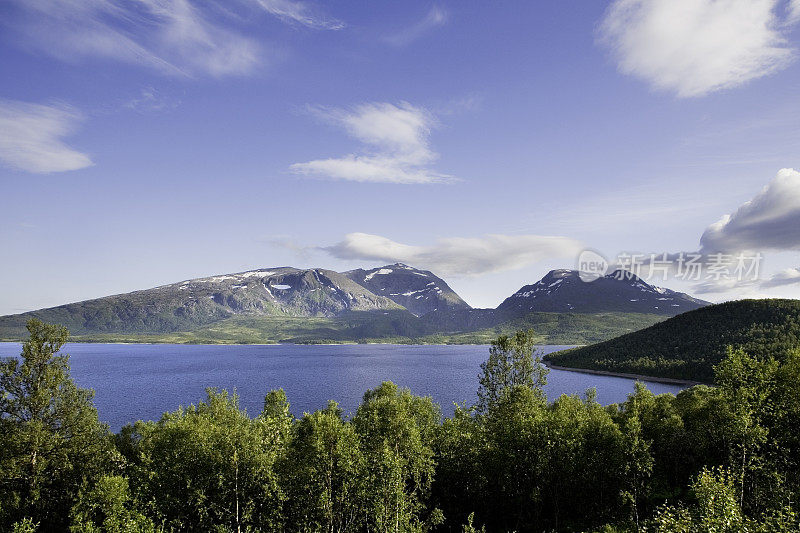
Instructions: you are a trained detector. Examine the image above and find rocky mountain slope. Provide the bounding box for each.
[0,267,403,335]
[0,265,712,343]
[496,269,710,316]
[345,263,469,316]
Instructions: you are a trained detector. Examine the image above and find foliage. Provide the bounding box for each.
[476,329,548,412]
[282,401,365,532]
[546,299,800,382]
[0,319,116,530]
[69,475,155,532]
[120,389,287,531]
[352,382,442,532]
[4,320,800,532]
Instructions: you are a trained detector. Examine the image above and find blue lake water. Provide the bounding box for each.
[0,343,686,432]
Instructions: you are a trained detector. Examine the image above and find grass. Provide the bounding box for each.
[0,311,669,346]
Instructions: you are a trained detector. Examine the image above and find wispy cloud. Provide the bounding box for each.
[290,102,455,184]
[255,0,344,29]
[322,232,583,276]
[700,168,800,252]
[598,0,798,97]
[5,0,340,78]
[383,5,447,46]
[0,99,92,174]
[692,277,761,295]
[762,266,800,287]
[791,0,800,23]
[259,234,314,261]
[123,87,181,113]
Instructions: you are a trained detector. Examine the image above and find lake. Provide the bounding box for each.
[0,343,686,431]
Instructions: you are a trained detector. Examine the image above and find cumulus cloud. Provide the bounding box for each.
[700,168,800,252]
[290,102,455,184]
[4,0,340,77]
[0,99,92,174]
[598,0,798,97]
[383,6,447,46]
[322,232,583,276]
[761,267,800,287]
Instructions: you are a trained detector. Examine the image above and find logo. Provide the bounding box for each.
[577,249,609,282]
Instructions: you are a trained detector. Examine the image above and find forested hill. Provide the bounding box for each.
[545,299,800,382]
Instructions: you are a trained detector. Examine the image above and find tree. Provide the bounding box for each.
[648,467,746,533]
[714,348,777,512]
[124,389,286,531]
[0,319,114,529]
[476,330,548,413]
[619,383,655,532]
[352,382,441,532]
[69,475,154,532]
[282,401,366,532]
[431,403,485,529]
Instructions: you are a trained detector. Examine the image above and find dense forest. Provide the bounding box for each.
[2,320,800,532]
[546,299,800,382]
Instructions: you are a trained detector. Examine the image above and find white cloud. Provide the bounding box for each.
[791,0,800,23]
[692,277,760,294]
[700,168,800,252]
[254,0,343,29]
[762,267,800,287]
[598,0,798,97]
[5,0,339,77]
[383,6,447,46]
[322,232,583,276]
[0,99,92,174]
[290,102,455,184]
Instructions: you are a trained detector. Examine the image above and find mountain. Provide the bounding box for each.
[345,263,470,316]
[0,267,404,335]
[0,264,712,345]
[545,299,800,382]
[496,269,710,316]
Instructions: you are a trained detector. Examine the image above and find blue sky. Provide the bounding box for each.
[1,0,800,314]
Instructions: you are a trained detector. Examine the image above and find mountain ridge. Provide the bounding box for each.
[344,263,470,316]
[497,269,710,315]
[0,265,711,343]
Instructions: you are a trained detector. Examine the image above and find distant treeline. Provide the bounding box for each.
[546,299,800,382]
[2,320,800,532]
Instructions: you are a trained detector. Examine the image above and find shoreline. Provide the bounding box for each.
[543,362,704,386]
[0,339,503,347]
[0,339,703,385]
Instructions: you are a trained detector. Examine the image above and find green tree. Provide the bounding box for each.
[431,403,485,529]
[619,383,655,532]
[262,388,294,444]
[0,319,114,529]
[9,518,39,533]
[647,467,746,533]
[461,512,485,533]
[476,330,548,413]
[480,384,548,530]
[283,401,366,532]
[352,382,441,532]
[69,475,154,532]
[124,389,286,531]
[714,348,777,512]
